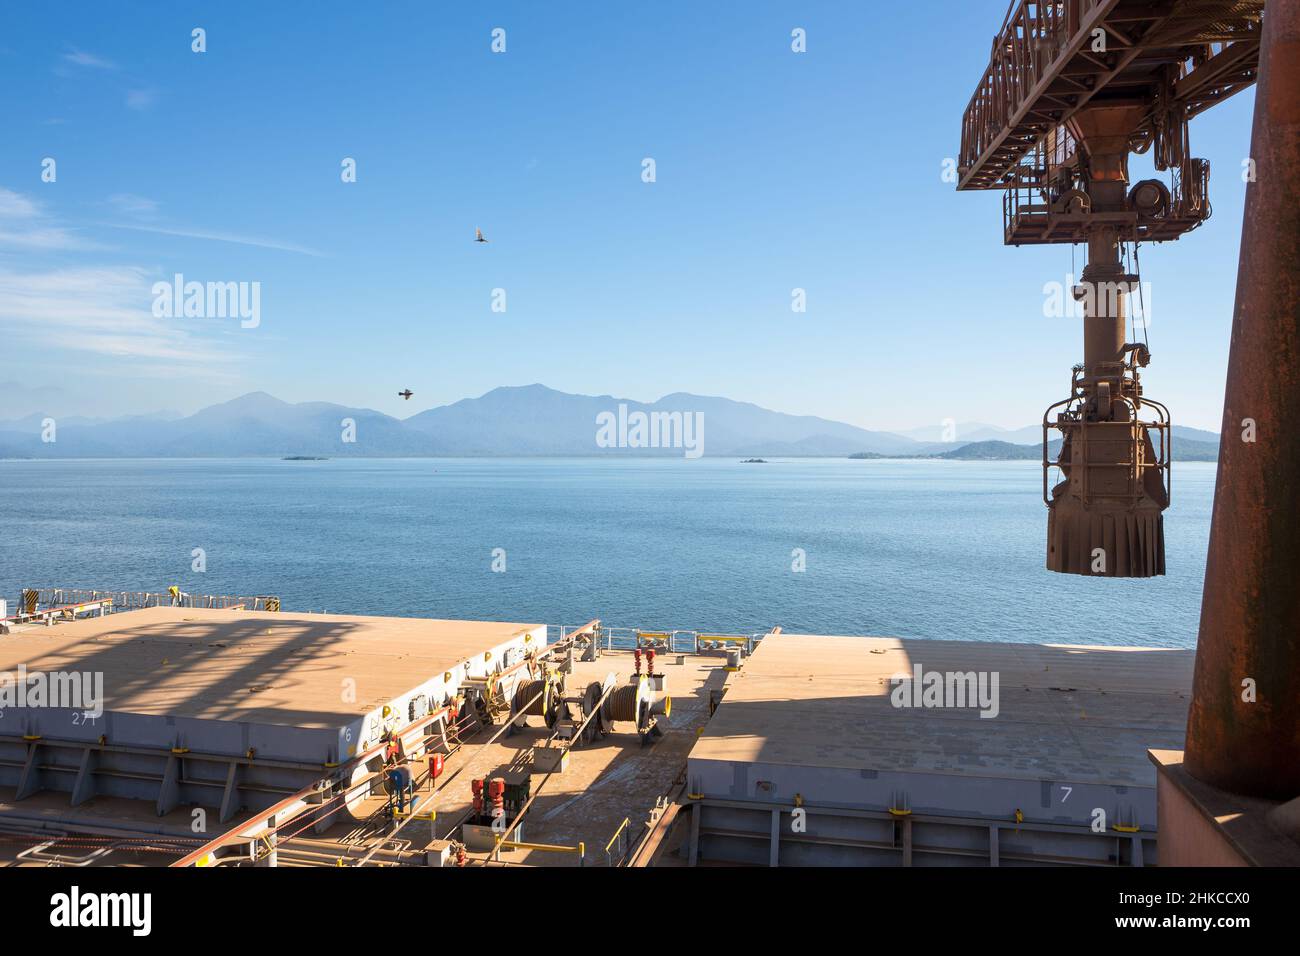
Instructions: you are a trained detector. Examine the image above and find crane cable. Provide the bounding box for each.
[1133,240,1150,349]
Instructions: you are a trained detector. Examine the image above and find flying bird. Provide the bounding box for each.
[398,389,413,400]
[475,228,489,243]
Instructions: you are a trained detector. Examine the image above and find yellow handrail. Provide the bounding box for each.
[495,839,585,855]
[605,817,631,853]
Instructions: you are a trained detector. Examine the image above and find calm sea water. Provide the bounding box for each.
[0,458,1214,647]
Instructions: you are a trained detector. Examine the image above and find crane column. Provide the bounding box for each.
[1184,0,1300,799]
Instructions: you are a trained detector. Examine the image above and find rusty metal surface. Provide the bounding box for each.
[1037,108,1172,577]
[959,0,1263,191]
[1185,0,1300,798]
[958,4,1271,577]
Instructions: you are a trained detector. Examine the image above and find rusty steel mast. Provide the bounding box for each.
[1182,0,1300,800]
[957,0,1264,577]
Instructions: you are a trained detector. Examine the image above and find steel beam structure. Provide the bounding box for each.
[959,0,1263,192]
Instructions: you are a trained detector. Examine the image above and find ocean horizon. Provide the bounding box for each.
[0,457,1215,647]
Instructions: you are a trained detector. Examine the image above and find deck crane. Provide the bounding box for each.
[957,0,1264,576]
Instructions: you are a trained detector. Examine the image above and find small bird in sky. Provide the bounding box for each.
[475,228,489,243]
[398,389,413,400]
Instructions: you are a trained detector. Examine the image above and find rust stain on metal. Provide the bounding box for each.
[954,3,1272,576]
[1186,0,1300,798]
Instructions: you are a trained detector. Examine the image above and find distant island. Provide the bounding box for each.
[939,440,1043,460]
[741,458,767,463]
[282,456,329,461]
[850,440,1042,461]
[848,437,1220,462]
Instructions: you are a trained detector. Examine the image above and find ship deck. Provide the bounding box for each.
[0,647,728,867]
[683,633,1195,866]
[299,651,728,867]
[690,634,1194,787]
[0,612,1198,868]
[0,607,541,727]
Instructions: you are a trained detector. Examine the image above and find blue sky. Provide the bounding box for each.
[0,1,1255,431]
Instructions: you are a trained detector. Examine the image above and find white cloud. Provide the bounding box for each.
[0,187,95,251]
[0,186,320,257]
[106,193,160,217]
[101,221,326,257]
[0,265,239,367]
[0,225,96,251]
[61,48,117,71]
[0,189,255,380]
[0,188,41,219]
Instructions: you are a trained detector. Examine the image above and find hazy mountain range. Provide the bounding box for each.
[0,384,1221,460]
